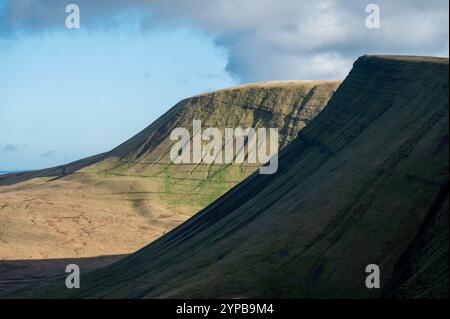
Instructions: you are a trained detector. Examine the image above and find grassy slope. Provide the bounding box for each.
[16,55,448,299]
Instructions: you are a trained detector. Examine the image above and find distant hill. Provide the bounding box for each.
[0,170,28,175]
[18,55,447,299]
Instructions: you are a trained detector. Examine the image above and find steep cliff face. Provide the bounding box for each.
[24,55,447,299]
[0,81,339,262]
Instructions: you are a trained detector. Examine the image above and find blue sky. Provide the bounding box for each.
[0,22,235,170]
[0,0,448,170]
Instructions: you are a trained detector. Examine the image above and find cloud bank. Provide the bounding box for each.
[1,0,448,81]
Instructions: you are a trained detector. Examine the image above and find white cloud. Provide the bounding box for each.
[1,0,448,81]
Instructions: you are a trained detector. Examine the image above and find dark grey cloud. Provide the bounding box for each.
[41,150,55,158]
[1,0,448,81]
[1,144,28,152]
[143,70,152,78]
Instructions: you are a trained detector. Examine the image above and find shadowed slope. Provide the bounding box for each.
[15,55,448,299]
[0,255,126,296]
[384,185,448,298]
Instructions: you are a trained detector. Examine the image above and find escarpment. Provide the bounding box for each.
[18,55,447,299]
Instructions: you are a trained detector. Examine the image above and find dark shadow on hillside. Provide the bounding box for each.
[0,254,127,296]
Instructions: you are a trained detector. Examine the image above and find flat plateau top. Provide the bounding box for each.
[193,80,341,98]
[363,54,449,64]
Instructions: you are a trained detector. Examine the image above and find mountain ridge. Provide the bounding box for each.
[14,54,447,299]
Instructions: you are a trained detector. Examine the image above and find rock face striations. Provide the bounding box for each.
[17,55,447,299]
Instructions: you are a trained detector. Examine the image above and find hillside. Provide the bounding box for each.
[15,55,447,299]
[0,81,339,264]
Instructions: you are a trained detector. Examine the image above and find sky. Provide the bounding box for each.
[0,0,448,171]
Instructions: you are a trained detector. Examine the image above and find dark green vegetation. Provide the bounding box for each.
[6,55,449,299]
